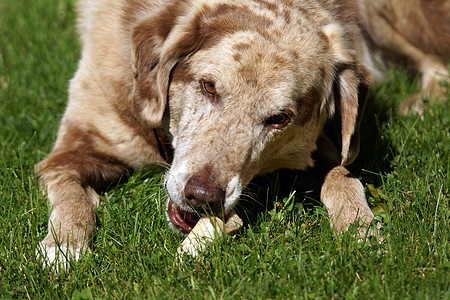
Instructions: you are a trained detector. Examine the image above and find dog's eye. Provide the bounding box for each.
[266,113,290,129]
[201,80,216,96]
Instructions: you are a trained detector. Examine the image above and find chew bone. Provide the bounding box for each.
[176,212,243,259]
[224,212,244,234]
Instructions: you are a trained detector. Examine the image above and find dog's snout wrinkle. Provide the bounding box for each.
[184,172,225,212]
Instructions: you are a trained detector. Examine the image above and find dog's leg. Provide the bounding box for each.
[316,136,376,238]
[35,137,131,271]
[360,1,449,114]
[321,166,375,235]
[390,37,448,114]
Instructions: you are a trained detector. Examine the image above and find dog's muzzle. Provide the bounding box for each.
[167,168,230,234]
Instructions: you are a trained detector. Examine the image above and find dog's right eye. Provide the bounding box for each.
[265,113,290,129]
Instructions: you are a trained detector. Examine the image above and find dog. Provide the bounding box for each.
[358,0,450,114]
[36,0,385,268]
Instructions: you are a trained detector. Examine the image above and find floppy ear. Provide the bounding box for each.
[131,4,195,128]
[335,66,370,166]
[322,23,371,166]
[132,17,169,128]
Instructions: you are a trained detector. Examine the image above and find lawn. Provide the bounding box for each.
[0,0,448,299]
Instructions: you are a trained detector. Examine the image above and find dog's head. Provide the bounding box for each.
[131,1,370,234]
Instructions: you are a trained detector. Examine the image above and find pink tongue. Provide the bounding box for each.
[167,200,199,234]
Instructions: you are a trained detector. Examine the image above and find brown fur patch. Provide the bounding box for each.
[194,4,275,49]
[170,59,196,86]
[37,124,131,191]
[254,0,292,23]
[296,86,320,125]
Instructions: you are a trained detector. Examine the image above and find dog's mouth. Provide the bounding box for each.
[167,199,233,234]
[167,199,201,234]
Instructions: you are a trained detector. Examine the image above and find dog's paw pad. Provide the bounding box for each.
[36,242,88,272]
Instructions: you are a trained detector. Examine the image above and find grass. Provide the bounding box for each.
[0,0,448,298]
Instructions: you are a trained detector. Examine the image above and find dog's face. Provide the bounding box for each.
[131,1,369,234]
[165,34,327,226]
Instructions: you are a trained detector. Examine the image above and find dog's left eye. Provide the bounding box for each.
[266,113,290,129]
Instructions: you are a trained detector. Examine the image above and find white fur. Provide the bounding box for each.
[224,175,242,212]
[36,242,87,272]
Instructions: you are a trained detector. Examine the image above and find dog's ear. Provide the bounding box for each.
[131,4,197,127]
[334,67,370,166]
[132,17,169,128]
[322,24,371,166]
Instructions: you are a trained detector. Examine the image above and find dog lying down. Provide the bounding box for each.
[35,0,448,269]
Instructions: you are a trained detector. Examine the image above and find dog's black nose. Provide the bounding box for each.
[184,172,225,213]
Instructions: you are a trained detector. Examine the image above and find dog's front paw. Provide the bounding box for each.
[321,166,380,240]
[36,241,89,272]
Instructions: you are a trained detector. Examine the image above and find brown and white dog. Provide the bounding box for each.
[35,0,448,268]
[359,0,449,114]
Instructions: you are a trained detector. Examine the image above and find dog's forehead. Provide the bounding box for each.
[181,1,331,100]
[189,29,328,104]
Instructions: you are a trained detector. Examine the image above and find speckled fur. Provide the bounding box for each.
[36,0,376,269]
